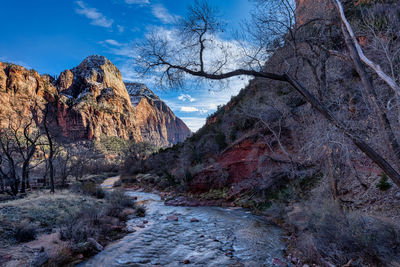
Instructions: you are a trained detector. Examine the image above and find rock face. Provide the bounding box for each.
[126,83,191,146]
[0,56,191,146]
[140,0,380,200]
[295,0,334,25]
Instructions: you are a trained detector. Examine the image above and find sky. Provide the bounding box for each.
[0,0,254,131]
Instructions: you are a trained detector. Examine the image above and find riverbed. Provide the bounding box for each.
[79,188,287,267]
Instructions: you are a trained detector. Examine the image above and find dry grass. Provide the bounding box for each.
[297,199,400,266]
[0,188,145,266]
[0,191,104,247]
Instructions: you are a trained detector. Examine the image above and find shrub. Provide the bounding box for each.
[215,132,227,150]
[70,181,105,199]
[106,190,136,218]
[60,206,101,243]
[49,246,73,266]
[14,223,37,243]
[306,200,400,266]
[376,173,392,191]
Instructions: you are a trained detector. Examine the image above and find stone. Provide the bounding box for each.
[190,217,199,222]
[166,215,179,221]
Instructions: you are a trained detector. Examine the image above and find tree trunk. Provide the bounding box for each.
[0,176,4,193]
[49,157,54,193]
[21,162,29,193]
[340,23,400,163]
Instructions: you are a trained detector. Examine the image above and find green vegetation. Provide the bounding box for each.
[376,173,392,191]
[215,132,227,150]
[200,188,229,200]
[95,136,130,155]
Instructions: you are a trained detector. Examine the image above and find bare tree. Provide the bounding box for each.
[333,0,400,93]
[11,110,42,193]
[54,145,73,187]
[135,0,400,187]
[34,103,61,193]
[0,125,20,196]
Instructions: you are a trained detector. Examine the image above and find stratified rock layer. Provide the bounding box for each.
[0,56,191,146]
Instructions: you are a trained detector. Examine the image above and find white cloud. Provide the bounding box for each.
[178,94,196,102]
[151,4,178,24]
[76,1,113,28]
[180,106,209,114]
[179,117,207,132]
[104,39,122,46]
[125,0,149,4]
[117,25,125,33]
[181,106,199,112]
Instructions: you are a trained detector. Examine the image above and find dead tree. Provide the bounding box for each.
[135,0,400,187]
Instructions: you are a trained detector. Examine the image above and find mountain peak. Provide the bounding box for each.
[125,82,160,106]
[77,55,110,70]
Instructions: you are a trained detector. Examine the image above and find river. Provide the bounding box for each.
[79,187,287,266]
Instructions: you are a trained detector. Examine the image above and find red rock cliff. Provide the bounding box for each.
[0,56,191,146]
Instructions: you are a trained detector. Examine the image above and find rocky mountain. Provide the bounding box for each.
[126,82,192,146]
[0,55,191,146]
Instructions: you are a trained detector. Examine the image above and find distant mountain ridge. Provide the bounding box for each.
[0,55,191,146]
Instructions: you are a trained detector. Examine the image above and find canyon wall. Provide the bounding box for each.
[0,55,191,147]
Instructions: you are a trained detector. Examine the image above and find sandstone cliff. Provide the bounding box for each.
[126,82,191,146]
[0,56,191,146]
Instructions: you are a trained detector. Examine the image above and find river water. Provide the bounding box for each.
[79,191,287,267]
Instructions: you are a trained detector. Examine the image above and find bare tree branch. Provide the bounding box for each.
[333,0,400,94]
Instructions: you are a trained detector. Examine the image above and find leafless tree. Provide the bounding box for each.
[0,104,43,195]
[0,125,20,196]
[12,109,42,193]
[135,0,400,187]
[54,145,73,187]
[35,103,61,193]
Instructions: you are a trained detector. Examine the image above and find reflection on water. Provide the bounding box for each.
[79,191,286,267]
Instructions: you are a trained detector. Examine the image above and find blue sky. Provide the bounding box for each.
[0,0,253,131]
